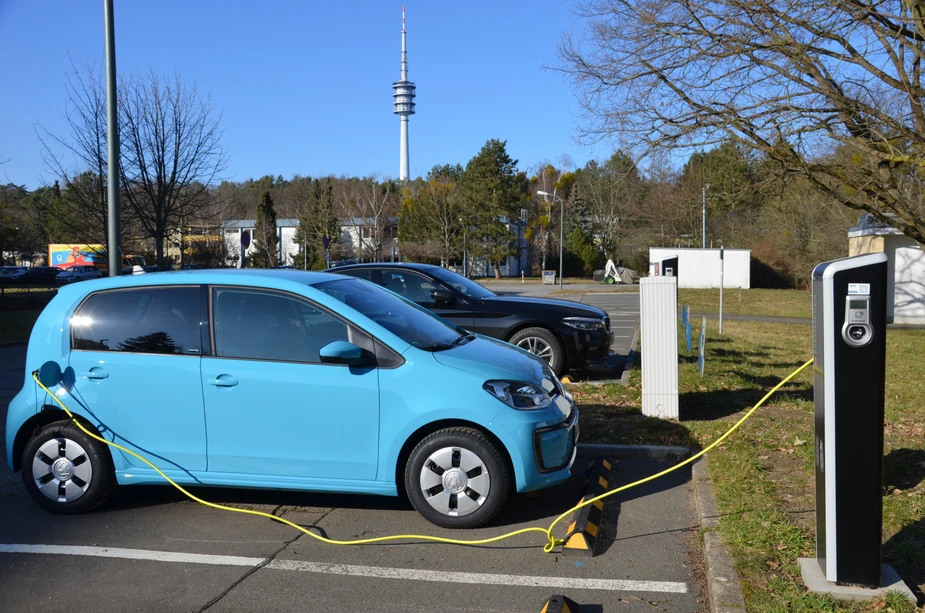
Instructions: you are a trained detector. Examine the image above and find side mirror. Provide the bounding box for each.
[319,341,370,367]
[431,289,455,305]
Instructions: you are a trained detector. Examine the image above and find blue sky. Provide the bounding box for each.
[0,0,607,189]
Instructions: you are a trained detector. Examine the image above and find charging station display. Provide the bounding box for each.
[811,253,887,588]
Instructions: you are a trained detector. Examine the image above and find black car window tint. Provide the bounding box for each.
[72,287,201,355]
[398,272,437,304]
[212,288,348,363]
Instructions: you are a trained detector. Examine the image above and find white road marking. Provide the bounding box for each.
[0,543,688,594]
[0,544,263,567]
[267,559,688,593]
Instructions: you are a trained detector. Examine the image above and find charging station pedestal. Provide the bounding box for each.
[805,253,892,589]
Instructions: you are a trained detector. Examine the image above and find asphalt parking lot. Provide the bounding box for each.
[0,289,710,613]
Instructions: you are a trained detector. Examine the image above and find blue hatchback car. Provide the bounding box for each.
[6,270,578,528]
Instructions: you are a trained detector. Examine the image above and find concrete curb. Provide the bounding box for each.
[692,456,747,613]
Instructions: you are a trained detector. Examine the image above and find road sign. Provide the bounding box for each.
[322,234,330,249]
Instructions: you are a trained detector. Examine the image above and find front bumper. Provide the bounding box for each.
[533,407,579,473]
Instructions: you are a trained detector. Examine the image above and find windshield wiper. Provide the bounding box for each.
[422,332,475,352]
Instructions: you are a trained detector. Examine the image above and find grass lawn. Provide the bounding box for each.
[573,318,924,612]
[679,288,813,319]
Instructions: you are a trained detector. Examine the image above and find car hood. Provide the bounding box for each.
[479,295,607,318]
[431,335,558,388]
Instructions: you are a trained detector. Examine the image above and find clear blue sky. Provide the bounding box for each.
[0,0,606,189]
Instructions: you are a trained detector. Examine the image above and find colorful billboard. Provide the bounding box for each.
[48,244,107,269]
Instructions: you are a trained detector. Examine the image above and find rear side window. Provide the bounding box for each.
[72,287,202,355]
[212,288,349,363]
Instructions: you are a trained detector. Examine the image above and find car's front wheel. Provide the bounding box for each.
[509,327,566,376]
[405,427,511,529]
[21,420,116,514]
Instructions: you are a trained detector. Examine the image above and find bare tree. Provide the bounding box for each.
[120,72,227,268]
[345,176,399,261]
[37,64,126,245]
[559,0,925,243]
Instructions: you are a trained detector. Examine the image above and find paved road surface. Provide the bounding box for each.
[0,289,707,613]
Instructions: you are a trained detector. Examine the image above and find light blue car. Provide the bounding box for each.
[5,270,578,528]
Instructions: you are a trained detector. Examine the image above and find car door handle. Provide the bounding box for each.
[81,369,109,380]
[208,376,239,387]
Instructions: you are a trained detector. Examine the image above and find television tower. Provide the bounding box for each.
[392,6,416,181]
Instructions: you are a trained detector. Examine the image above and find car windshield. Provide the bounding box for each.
[315,278,467,350]
[428,267,496,299]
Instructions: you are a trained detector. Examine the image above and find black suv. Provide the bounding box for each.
[326,263,616,376]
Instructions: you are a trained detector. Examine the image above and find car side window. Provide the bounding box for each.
[381,271,438,305]
[212,288,349,363]
[72,287,202,355]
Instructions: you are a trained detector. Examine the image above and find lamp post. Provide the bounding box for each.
[537,191,564,290]
[702,183,710,250]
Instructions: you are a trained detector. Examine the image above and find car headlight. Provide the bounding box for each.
[483,380,552,410]
[562,316,606,331]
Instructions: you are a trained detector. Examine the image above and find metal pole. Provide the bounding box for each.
[701,184,708,250]
[719,246,725,334]
[559,195,564,291]
[104,0,120,277]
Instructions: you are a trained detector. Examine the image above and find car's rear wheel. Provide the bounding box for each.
[509,327,566,376]
[405,427,511,529]
[21,420,116,514]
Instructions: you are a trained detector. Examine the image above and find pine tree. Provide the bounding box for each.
[458,140,528,278]
[253,190,279,268]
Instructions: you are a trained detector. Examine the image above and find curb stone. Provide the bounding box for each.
[692,456,747,613]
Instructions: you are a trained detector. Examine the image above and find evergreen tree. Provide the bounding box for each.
[458,140,528,278]
[253,190,279,268]
[294,178,339,270]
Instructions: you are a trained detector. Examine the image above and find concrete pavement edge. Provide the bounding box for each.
[692,456,747,613]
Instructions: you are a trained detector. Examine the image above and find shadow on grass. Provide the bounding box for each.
[884,516,925,606]
[578,402,700,449]
[884,448,925,491]
[679,384,811,421]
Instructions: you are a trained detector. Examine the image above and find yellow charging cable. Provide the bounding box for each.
[31,357,813,553]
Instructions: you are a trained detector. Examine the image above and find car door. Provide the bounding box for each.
[378,270,474,329]
[201,286,380,480]
[67,285,208,471]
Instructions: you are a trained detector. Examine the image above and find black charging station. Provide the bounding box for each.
[809,253,887,587]
[661,255,678,278]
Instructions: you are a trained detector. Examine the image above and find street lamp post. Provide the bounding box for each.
[537,191,564,290]
[702,183,710,250]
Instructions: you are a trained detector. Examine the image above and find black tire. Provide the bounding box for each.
[508,327,567,376]
[21,420,116,514]
[404,427,511,529]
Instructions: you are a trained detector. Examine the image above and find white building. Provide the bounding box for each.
[848,214,925,325]
[221,219,301,267]
[648,247,751,289]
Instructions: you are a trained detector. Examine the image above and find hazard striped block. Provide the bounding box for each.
[562,457,613,556]
[539,594,582,613]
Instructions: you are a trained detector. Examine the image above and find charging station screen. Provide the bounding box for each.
[850,300,867,309]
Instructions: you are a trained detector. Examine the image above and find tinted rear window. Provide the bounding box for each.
[72,287,202,355]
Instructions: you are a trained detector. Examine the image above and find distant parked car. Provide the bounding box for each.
[55,265,102,284]
[23,266,63,284]
[0,267,28,282]
[326,263,617,377]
